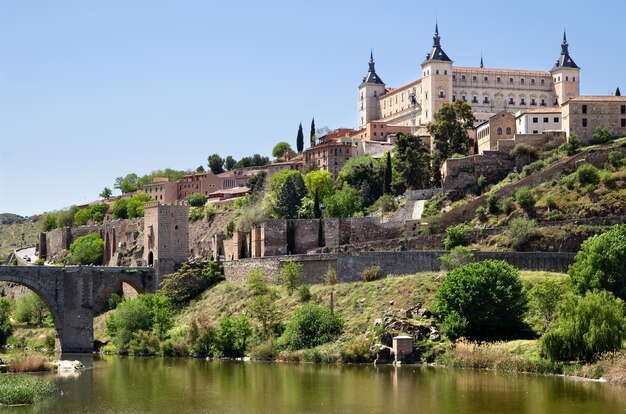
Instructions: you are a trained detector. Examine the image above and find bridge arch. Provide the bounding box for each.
[93,278,146,313]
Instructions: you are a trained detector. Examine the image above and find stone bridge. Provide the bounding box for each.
[0,266,155,353]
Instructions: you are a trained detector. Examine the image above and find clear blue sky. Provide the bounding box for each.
[1,0,624,216]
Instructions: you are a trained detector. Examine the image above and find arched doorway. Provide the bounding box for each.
[147,251,154,266]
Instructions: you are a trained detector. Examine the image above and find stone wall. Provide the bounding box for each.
[497,130,566,153]
[405,188,442,201]
[223,250,574,285]
[43,225,101,259]
[441,151,514,191]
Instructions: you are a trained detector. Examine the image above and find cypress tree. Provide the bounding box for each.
[296,123,304,153]
[310,118,316,146]
[616,87,621,97]
[474,138,479,155]
[313,189,322,218]
[384,152,392,194]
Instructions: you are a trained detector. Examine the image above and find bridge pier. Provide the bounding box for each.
[0,266,155,353]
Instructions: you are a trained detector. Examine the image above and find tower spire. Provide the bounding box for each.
[424,22,451,62]
[552,29,578,69]
[480,54,484,69]
[361,50,384,85]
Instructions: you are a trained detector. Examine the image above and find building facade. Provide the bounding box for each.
[562,96,626,143]
[358,27,580,129]
[516,108,562,135]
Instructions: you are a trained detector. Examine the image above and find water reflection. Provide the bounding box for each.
[4,356,626,413]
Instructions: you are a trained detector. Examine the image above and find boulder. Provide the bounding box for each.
[53,360,85,372]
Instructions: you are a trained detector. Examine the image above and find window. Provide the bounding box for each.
[543,117,549,123]
[541,99,546,106]
[533,117,538,123]
[462,75,466,81]
[541,79,545,85]
[374,91,377,97]
[472,75,477,82]
[520,99,526,105]
[506,127,512,135]
[439,90,445,98]
[520,78,525,85]
[483,96,489,104]
[531,99,536,106]
[582,118,588,127]
[622,119,626,128]
[509,98,515,105]
[621,105,625,114]
[554,117,559,123]
[462,95,466,102]
[573,77,576,81]
[497,77,501,83]
[566,76,569,81]
[452,95,456,102]
[436,69,439,75]
[531,79,535,85]
[472,96,478,103]
[533,130,539,134]
[444,70,447,75]
[582,104,587,114]
[484,76,489,82]
[509,78,514,84]
[497,127,502,135]
[453,75,456,81]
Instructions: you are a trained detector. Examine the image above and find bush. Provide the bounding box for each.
[204,204,217,221]
[249,338,278,361]
[575,163,600,186]
[33,258,45,266]
[486,194,499,214]
[592,126,613,144]
[278,304,343,350]
[561,133,581,156]
[439,246,475,271]
[188,316,218,357]
[14,293,50,325]
[515,187,535,212]
[569,225,626,300]
[68,233,104,265]
[340,337,377,363]
[108,293,122,310]
[159,261,224,305]
[608,151,624,169]
[475,206,487,222]
[360,265,382,282]
[544,195,558,210]
[528,280,567,334]
[498,196,515,215]
[0,374,56,405]
[431,260,528,340]
[542,291,626,362]
[188,206,204,220]
[521,160,546,178]
[422,195,444,217]
[546,209,565,221]
[128,330,160,356]
[217,315,252,357]
[476,175,487,194]
[298,285,312,302]
[440,311,468,341]
[187,192,207,207]
[279,260,302,294]
[444,225,468,250]
[599,170,617,189]
[503,217,539,250]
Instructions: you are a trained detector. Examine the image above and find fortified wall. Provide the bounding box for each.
[223,250,575,284]
[440,151,515,192]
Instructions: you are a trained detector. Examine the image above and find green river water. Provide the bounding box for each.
[5,355,626,413]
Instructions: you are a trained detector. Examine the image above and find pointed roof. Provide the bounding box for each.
[480,54,484,69]
[423,23,451,63]
[552,30,579,70]
[360,50,385,86]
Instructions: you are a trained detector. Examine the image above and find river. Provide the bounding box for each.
[6,355,626,413]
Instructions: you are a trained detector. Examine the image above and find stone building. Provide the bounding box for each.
[143,177,177,203]
[476,111,516,154]
[562,96,626,144]
[358,26,580,130]
[304,130,358,179]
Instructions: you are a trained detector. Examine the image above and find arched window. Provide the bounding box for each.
[506,127,511,135]
[497,127,503,135]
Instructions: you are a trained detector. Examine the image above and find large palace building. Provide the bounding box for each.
[358,25,580,129]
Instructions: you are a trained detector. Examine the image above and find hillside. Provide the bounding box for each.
[0,215,41,261]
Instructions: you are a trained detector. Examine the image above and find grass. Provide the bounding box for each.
[4,352,52,373]
[0,374,56,405]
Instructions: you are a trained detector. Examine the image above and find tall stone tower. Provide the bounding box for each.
[550,31,580,105]
[420,24,453,125]
[358,51,386,129]
[143,201,189,285]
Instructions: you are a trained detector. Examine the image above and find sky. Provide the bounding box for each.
[1,0,624,216]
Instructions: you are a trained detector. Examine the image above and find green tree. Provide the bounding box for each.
[272,142,293,159]
[217,315,252,357]
[275,174,306,219]
[114,173,139,194]
[208,154,224,174]
[234,154,270,169]
[127,193,152,218]
[310,117,316,146]
[431,260,528,340]
[112,199,128,219]
[384,151,392,194]
[41,213,58,231]
[561,133,581,156]
[0,298,12,346]
[338,155,384,207]
[224,155,237,171]
[196,165,205,173]
[313,189,322,219]
[576,163,600,185]
[296,122,304,153]
[393,133,431,191]
[569,225,626,300]
[528,280,567,333]
[247,171,266,197]
[515,187,535,212]
[68,233,104,265]
[542,291,626,361]
[280,260,302,294]
[427,101,475,185]
[278,304,343,350]
[592,126,613,144]
[187,192,207,207]
[249,289,281,339]
[323,186,362,218]
[303,170,335,200]
[14,293,49,325]
[73,209,91,226]
[99,187,113,199]
[443,225,468,250]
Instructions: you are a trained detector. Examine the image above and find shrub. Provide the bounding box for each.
[476,175,487,194]
[599,170,617,189]
[249,339,278,361]
[360,265,382,282]
[561,133,581,156]
[249,289,281,339]
[278,304,343,350]
[188,316,218,356]
[576,163,600,185]
[298,285,312,302]
[159,261,224,305]
[515,187,535,212]
[475,206,487,222]
[340,337,377,363]
[188,206,204,220]
[444,225,468,250]
[247,269,268,296]
[128,330,160,356]
[498,196,515,215]
[14,293,50,325]
[509,143,538,161]
[324,266,337,286]
[108,293,122,310]
[439,246,475,271]
[431,260,528,340]
[521,160,546,177]
[187,192,207,207]
[528,279,567,333]
[546,209,565,221]
[68,233,104,265]
[608,151,624,169]
[33,258,45,266]
[422,195,444,217]
[569,225,626,300]
[217,315,252,357]
[592,126,613,144]
[544,195,558,210]
[279,260,302,294]
[503,217,539,250]
[440,311,468,341]
[486,194,499,214]
[542,291,626,362]
[0,374,56,405]
[204,204,217,220]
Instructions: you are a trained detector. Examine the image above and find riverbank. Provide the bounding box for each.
[0,373,56,405]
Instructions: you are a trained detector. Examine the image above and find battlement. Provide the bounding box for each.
[144,200,189,209]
